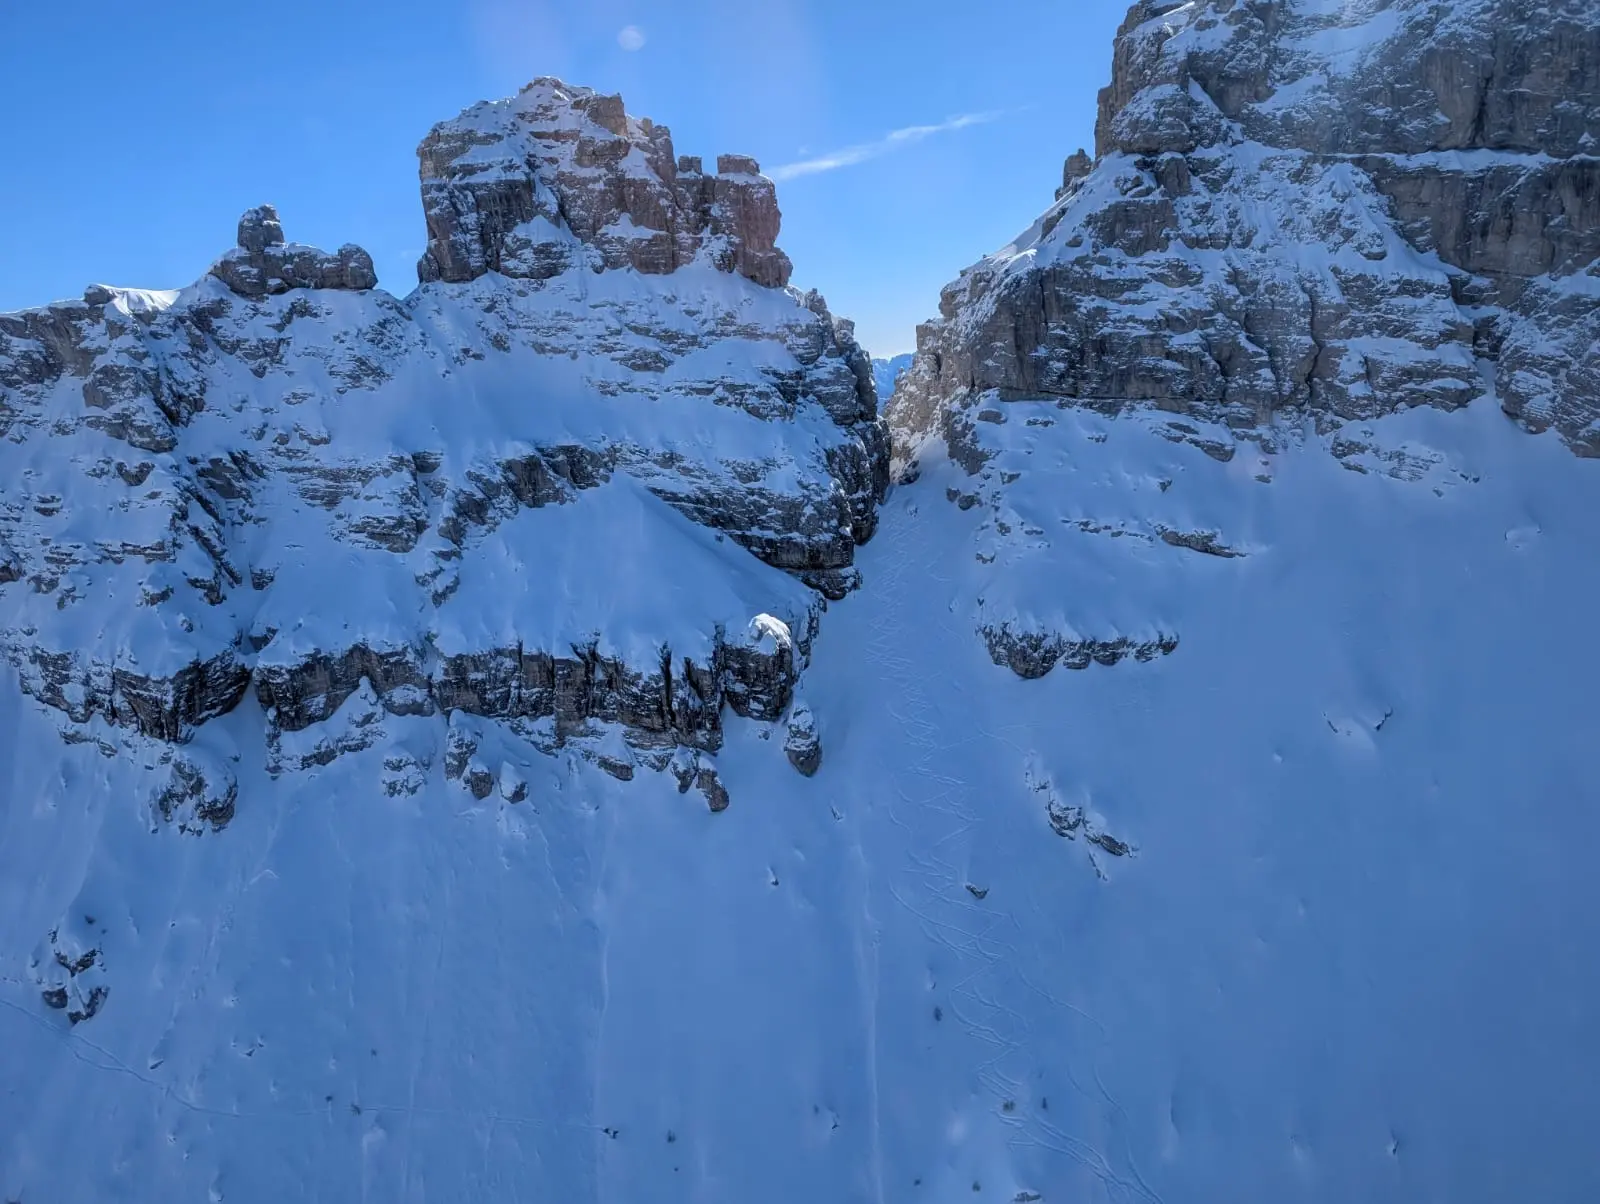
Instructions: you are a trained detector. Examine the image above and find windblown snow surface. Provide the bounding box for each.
[3,394,1599,1203]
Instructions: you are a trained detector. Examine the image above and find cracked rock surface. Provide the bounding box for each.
[889,0,1600,467]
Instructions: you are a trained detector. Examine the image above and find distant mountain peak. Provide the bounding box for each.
[872,353,914,406]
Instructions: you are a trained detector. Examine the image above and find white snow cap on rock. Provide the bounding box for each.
[748,613,794,651]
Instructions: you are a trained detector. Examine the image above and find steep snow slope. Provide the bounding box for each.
[4,398,1599,1203]
[859,0,1600,1194]
[4,12,1600,1204]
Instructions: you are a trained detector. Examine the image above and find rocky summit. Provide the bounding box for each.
[0,79,887,814]
[3,13,1600,1204]
[417,78,794,289]
[890,0,1600,466]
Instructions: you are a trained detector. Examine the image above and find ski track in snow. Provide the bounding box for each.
[847,474,1164,1204]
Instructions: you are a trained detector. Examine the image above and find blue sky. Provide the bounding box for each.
[0,0,1128,355]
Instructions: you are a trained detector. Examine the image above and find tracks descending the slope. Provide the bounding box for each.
[813,486,1165,1204]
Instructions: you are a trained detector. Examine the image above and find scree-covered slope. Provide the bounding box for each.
[4,8,1600,1202]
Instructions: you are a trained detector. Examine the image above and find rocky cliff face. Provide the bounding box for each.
[7,34,1600,1204]
[886,0,1599,685]
[0,81,886,815]
[890,0,1600,464]
[417,78,793,289]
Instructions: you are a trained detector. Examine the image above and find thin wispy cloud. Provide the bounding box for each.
[769,111,1004,182]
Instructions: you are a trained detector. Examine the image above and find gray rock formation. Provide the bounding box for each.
[32,921,109,1025]
[1056,149,1093,200]
[417,79,793,289]
[247,611,803,756]
[152,748,239,832]
[890,0,1600,465]
[982,625,1179,680]
[210,205,378,297]
[0,81,888,815]
[783,701,822,776]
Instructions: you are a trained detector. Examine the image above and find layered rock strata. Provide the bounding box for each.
[890,0,1600,465]
[0,81,889,811]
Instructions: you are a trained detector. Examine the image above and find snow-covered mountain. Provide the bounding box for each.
[3,8,1600,1202]
[0,79,887,817]
[873,352,914,406]
[890,0,1600,464]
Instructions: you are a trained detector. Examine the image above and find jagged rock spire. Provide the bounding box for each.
[237,204,286,253]
[415,78,792,288]
[210,204,377,298]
